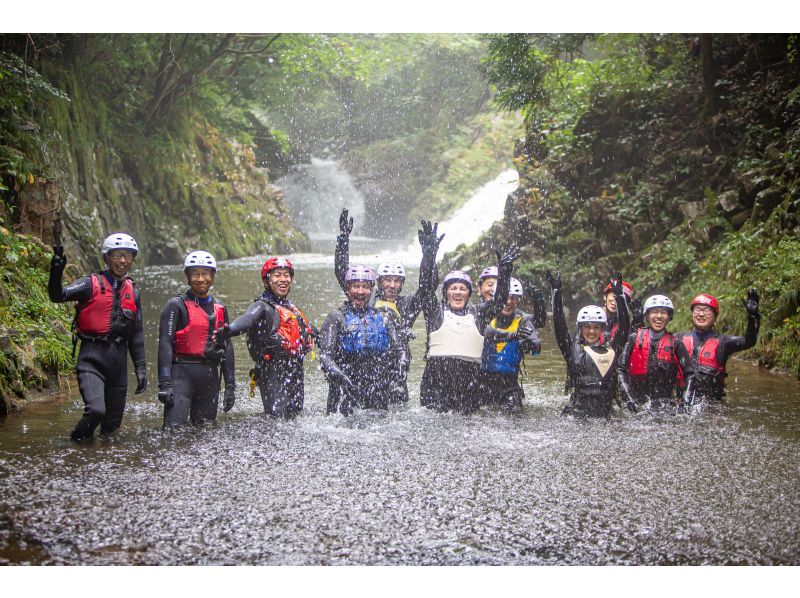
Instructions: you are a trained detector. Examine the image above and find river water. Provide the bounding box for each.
[1,234,799,566]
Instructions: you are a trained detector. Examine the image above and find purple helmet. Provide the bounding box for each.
[442,270,473,295]
[345,265,376,285]
[479,266,498,282]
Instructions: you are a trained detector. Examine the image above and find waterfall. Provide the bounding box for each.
[432,169,519,256]
[278,157,366,240]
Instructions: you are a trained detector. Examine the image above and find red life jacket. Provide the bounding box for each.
[75,274,137,337]
[174,299,226,359]
[272,303,314,357]
[680,334,725,374]
[628,329,677,377]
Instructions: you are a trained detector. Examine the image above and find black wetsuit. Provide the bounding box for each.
[675,318,759,403]
[479,309,541,411]
[48,268,146,440]
[420,266,510,414]
[157,291,235,427]
[334,232,435,403]
[225,290,312,419]
[553,285,629,418]
[318,302,406,415]
[617,327,695,410]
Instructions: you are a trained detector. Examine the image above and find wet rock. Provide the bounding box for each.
[679,201,704,221]
[751,186,786,221]
[736,170,770,207]
[717,189,743,213]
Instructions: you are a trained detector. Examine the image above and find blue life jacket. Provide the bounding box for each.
[340,308,390,354]
[481,315,523,374]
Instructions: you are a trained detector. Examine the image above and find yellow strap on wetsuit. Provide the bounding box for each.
[249,368,257,398]
[489,315,521,352]
[375,299,401,318]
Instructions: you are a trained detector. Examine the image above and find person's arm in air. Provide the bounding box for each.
[334,209,353,294]
[477,244,521,326]
[546,270,572,361]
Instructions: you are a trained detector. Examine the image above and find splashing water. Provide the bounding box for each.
[278,157,366,240]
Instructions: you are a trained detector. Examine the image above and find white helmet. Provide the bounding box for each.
[644,294,674,318]
[184,250,217,272]
[509,277,524,297]
[101,233,138,256]
[377,262,405,279]
[576,305,607,325]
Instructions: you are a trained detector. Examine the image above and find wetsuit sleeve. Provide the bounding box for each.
[128,288,147,370]
[334,233,349,294]
[675,337,695,387]
[48,271,93,304]
[317,310,354,387]
[720,313,760,359]
[227,301,269,337]
[477,258,511,327]
[221,306,236,387]
[551,287,573,361]
[611,289,631,354]
[616,332,637,404]
[518,313,541,353]
[421,286,444,334]
[157,298,184,385]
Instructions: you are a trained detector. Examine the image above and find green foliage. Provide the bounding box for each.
[0,220,75,402]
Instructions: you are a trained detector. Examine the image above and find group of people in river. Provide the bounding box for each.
[48,209,761,440]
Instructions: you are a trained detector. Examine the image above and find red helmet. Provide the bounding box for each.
[604,280,633,299]
[261,256,294,279]
[691,293,719,314]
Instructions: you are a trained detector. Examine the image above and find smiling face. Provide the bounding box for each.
[346,280,373,309]
[379,275,403,302]
[604,292,617,314]
[186,267,215,298]
[104,249,135,278]
[479,277,497,302]
[692,305,717,332]
[581,322,603,344]
[501,295,520,316]
[266,268,293,298]
[446,282,470,311]
[647,307,670,332]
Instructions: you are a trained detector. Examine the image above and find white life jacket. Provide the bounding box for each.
[428,310,484,363]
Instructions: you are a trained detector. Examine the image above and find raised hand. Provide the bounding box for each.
[418,220,444,253]
[496,243,522,270]
[339,208,354,236]
[609,271,624,295]
[545,269,561,290]
[51,245,67,271]
[741,288,760,318]
[629,297,644,325]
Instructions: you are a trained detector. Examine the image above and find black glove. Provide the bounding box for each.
[339,208,354,237]
[223,386,236,413]
[630,297,644,326]
[418,220,445,253]
[134,366,148,394]
[625,400,638,414]
[496,243,522,271]
[545,269,561,290]
[51,245,67,271]
[158,383,174,407]
[608,271,624,296]
[213,323,231,346]
[741,288,760,319]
